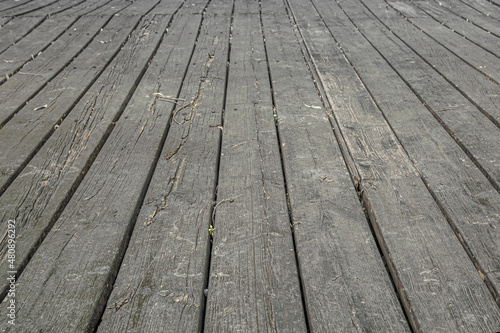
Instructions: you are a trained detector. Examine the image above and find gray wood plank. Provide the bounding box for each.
[0,16,44,54]
[0,14,115,126]
[97,3,233,333]
[19,0,88,16]
[310,0,500,307]
[0,0,31,12]
[204,2,307,331]
[459,0,500,17]
[286,0,500,330]
[357,0,500,189]
[261,1,410,331]
[0,14,78,82]
[415,1,500,57]
[0,14,142,194]
[435,0,500,35]
[0,13,172,299]
[0,0,61,16]
[387,1,500,85]
[57,0,126,16]
[0,17,11,27]
[0,4,206,333]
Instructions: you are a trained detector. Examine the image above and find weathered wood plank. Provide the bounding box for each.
[0,16,44,54]
[96,3,234,333]
[367,2,500,127]
[0,12,172,299]
[203,2,307,331]
[0,14,143,194]
[58,0,128,16]
[0,0,31,12]
[357,0,500,189]
[0,14,115,126]
[0,14,78,82]
[20,0,88,16]
[287,0,500,330]
[311,0,500,306]
[0,17,11,27]
[261,1,410,331]
[387,1,500,85]
[0,4,206,333]
[415,1,500,57]
[434,0,500,36]
[459,0,500,17]
[0,0,61,16]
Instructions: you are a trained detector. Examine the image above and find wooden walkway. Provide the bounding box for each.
[0,0,499,331]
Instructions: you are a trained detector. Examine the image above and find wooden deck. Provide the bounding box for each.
[0,0,500,331]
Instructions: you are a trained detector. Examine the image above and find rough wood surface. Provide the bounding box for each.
[286,0,500,330]
[0,14,115,126]
[386,1,500,85]
[262,1,410,331]
[433,0,500,36]
[357,0,500,190]
[0,16,44,54]
[0,5,203,333]
[204,1,307,331]
[414,1,500,57]
[98,2,233,332]
[1,0,499,330]
[0,0,61,16]
[313,0,500,307]
[0,14,142,194]
[0,13,173,299]
[0,0,31,13]
[0,15,79,85]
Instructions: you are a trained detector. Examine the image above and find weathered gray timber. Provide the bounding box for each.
[0,15,78,84]
[305,0,500,307]
[413,1,500,57]
[204,1,307,331]
[0,16,44,54]
[433,0,500,36]
[0,14,142,194]
[263,0,410,331]
[356,0,500,189]
[97,1,233,332]
[0,0,62,16]
[0,13,173,300]
[386,1,500,85]
[0,0,499,330]
[286,0,500,330]
[0,14,115,126]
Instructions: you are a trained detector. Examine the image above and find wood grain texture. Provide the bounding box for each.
[458,0,500,17]
[0,14,114,126]
[0,16,44,54]
[386,1,500,85]
[0,5,204,333]
[97,1,236,332]
[18,0,90,16]
[364,0,500,128]
[0,14,141,193]
[0,0,62,16]
[262,1,410,331]
[204,2,307,331]
[0,0,31,13]
[414,1,500,57]
[315,0,500,307]
[58,0,130,16]
[432,0,500,36]
[0,15,78,84]
[357,0,500,189]
[287,0,500,330]
[0,13,172,299]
